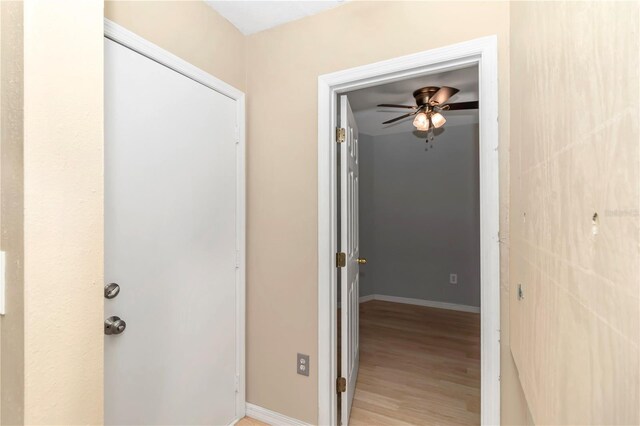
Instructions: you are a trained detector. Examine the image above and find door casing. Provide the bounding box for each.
[317,36,500,426]
[104,18,247,423]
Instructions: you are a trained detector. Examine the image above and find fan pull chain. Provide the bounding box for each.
[425,128,435,143]
[424,128,436,151]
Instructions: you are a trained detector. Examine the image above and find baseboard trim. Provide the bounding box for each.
[359,294,480,313]
[358,294,375,303]
[245,403,311,426]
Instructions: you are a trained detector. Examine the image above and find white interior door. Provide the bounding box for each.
[339,95,360,426]
[104,38,240,425]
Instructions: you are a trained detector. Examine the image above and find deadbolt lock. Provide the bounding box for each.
[104,316,127,335]
[104,283,120,299]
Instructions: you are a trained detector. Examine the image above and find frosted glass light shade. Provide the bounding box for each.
[431,112,446,128]
[413,112,429,131]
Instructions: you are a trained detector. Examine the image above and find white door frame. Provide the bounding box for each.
[104,19,247,423]
[317,36,500,426]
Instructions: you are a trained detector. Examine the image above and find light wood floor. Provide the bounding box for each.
[349,300,480,426]
[236,417,268,426]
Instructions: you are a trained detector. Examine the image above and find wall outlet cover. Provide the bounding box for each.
[449,273,458,285]
[297,353,309,376]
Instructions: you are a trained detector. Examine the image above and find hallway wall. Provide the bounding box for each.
[0,2,24,424]
[22,1,104,423]
[510,1,639,423]
[358,126,480,308]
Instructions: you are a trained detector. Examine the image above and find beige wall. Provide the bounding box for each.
[22,0,104,423]
[105,0,246,92]
[243,1,524,423]
[509,1,639,424]
[0,1,24,424]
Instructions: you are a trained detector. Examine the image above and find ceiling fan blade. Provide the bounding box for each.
[429,86,460,105]
[382,111,417,124]
[377,104,416,109]
[442,101,479,111]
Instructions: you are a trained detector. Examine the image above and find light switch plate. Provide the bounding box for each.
[297,353,309,376]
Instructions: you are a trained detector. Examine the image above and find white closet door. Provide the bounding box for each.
[104,38,239,425]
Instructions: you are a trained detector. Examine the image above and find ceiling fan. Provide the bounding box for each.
[378,86,478,131]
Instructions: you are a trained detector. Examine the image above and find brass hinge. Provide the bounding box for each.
[336,127,346,143]
[336,377,346,393]
[336,252,346,268]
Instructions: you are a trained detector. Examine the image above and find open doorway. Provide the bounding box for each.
[338,66,481,425]
[318,37,500,426]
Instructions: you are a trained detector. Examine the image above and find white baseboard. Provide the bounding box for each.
[245,403,311,426]
[339,294,373,308]
[360,294,480,313]
[358,294,375,303]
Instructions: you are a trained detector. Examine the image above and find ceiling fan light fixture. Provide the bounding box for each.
[378,86,477,134]
[413,112,430,131]
[431,112,446,128]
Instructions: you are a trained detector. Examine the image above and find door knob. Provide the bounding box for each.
[105,316,127,335]
[357,257,367,265]
[104,283,120,299]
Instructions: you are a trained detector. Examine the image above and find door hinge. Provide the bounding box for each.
[336,376,346,393]
[235,375,240,392]
[336,127,346,143]
[235,249,240,269]
[234,126,240,144]
[336,252,346,268]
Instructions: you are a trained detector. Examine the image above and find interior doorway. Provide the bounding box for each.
[318,37,500,426]
[337,66,481,424]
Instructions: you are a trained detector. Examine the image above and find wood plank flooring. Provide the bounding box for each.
[236,417,268,426]
[349,300,480,426]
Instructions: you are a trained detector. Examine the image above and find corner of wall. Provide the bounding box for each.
[0,1,25,424]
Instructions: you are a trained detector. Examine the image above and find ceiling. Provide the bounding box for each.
[205,1,346,35]
[348,66,479,136]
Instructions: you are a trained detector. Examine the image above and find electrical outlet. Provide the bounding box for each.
[449,273,458,285]
[297,353,309,376]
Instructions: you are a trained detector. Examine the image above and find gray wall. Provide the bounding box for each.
[359,125,480,307]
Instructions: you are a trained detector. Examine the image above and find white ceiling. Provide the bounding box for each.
[348,66,479,136]
[205,1,346,35]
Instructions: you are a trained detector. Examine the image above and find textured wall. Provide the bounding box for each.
[105,0,246,92]
[358,127,480,308]
[22,1,104,423]
[0,1,24,424]
[510,1,639,424]
[244,2,519,423]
